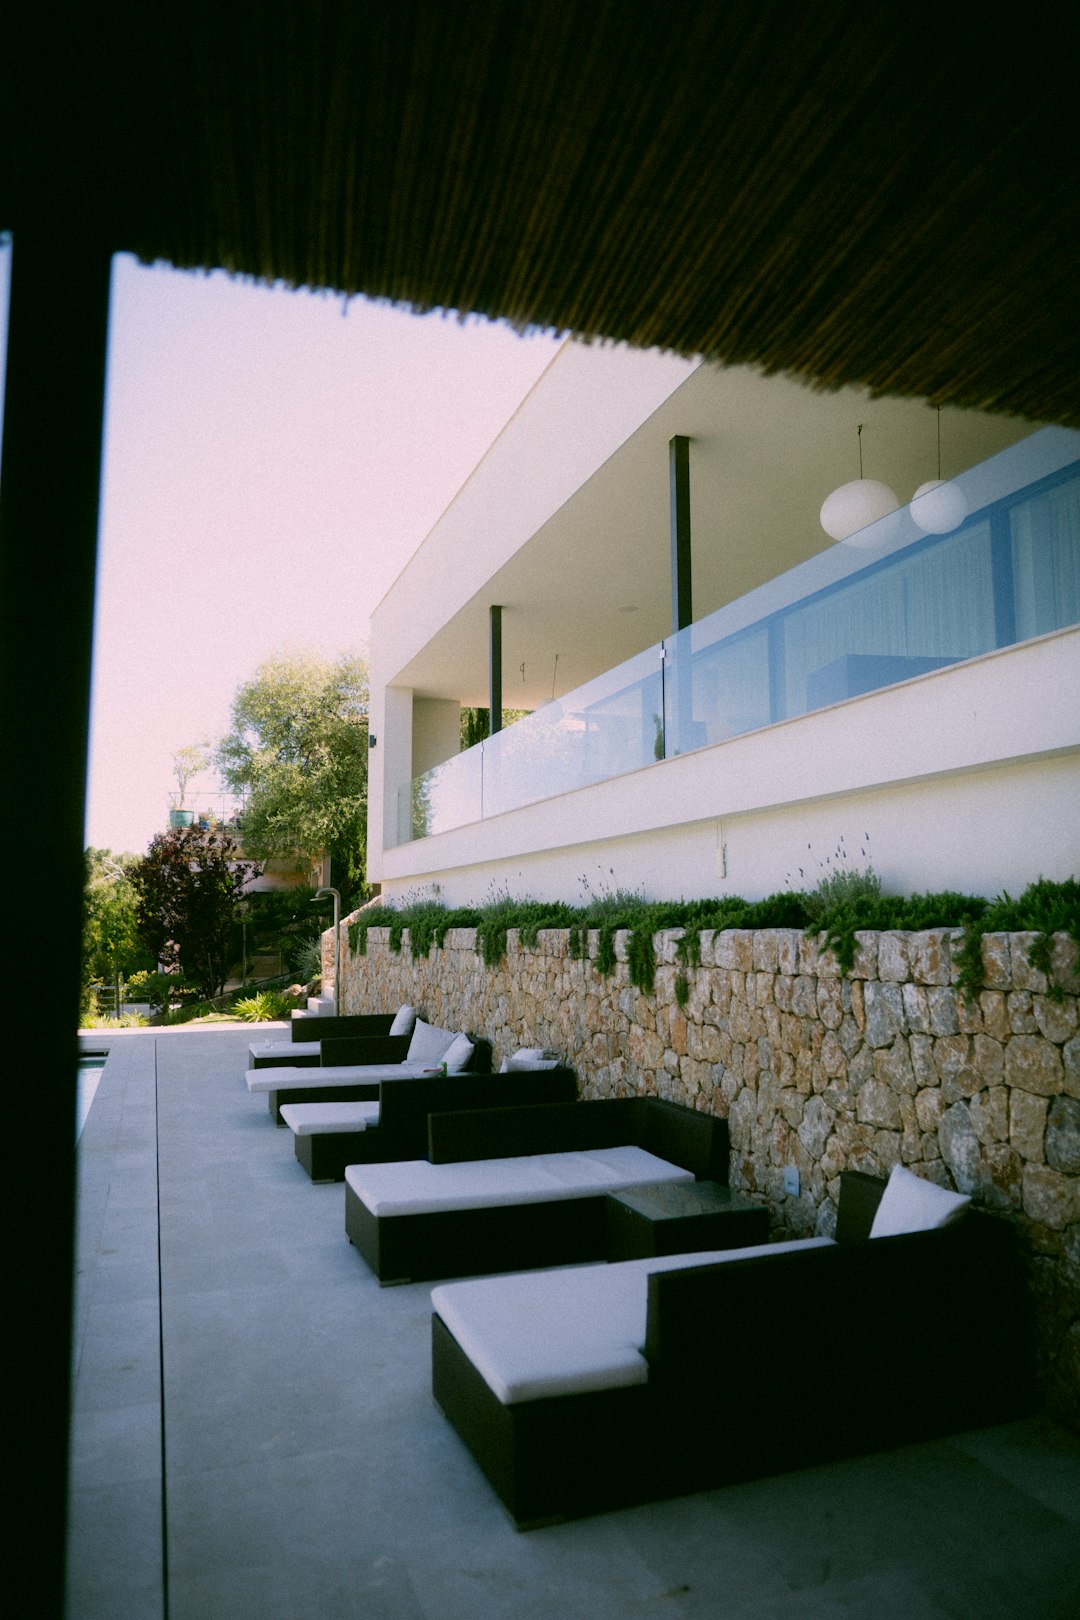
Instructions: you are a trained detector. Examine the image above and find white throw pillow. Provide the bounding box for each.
[507,1054,558,1071]
[407,1017,458,1066]
[869,1163,971,1238]
[389,1004,416,1037]
[442,1032,475,1073]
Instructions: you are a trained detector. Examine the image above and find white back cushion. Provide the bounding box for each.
[869,1162,971,1238]
[406,1018,458,1065]
[442,1031,475,1072]
[389,1004,416,1037]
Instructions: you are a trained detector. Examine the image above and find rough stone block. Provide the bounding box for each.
[1034,994,1079,1045]
[872,1038,917,1095]
[1046,1095,1080,1175]
[981,1143,1024,1211]
[901,983,931,1033]
[979,991,1010,1043]
[915,1087,946,1134]
[927,986,959,1036]
[850,932,878,980]
[969,1085,1009,1145]
[863,981,905,1048]
[856,1079,902,1129]
[1007,991,1038,1035]
[1005,1035,1065,1097]
[715,930,754,971]
[909,930,953,986]
[979,932,1012,989]
[775,929,801,976]
[1022,1164,1080,1231]
[1010,1089,1049,1162]
[878,932,911,982]
[1051,932,1080,995]
[1011,932,1050,992]
[938,1101,981,1193]
[815,977,844,1030]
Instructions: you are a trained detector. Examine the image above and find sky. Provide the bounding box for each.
[55,254,566,854]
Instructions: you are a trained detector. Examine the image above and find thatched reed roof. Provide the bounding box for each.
[3,1,1078,423]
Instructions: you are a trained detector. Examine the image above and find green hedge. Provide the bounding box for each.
[345,878,1079,1001]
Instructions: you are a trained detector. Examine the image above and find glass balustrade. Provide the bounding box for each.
[399,426,1080,843]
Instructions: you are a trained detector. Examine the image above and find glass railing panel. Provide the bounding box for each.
[400,744,483,842]
[776,521,997,720]
[1010,475,1080,641]
[482,645,665,818]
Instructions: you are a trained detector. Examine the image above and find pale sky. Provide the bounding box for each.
[72,254,565,854]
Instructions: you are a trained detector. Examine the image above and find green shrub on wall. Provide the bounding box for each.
[344,878,1079,999]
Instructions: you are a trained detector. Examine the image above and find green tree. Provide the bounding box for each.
[129,825,260,999]
[81,848,154,1000]
[215,650,370,898]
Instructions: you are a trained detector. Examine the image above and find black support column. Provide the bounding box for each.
[670,434,692,633]
[0,225,114,1617]
[489,604,503,735]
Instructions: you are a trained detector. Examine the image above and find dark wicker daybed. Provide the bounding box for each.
[430,1166,1037,1528]
[281,1067,579,1182]
[246,1011,412,1071]
[344,1097,730,1285]
[246,1018,493,1125]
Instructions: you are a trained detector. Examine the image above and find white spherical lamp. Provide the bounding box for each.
[819,478,901,544]
[910,478,968,534]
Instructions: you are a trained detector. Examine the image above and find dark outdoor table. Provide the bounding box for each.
[605,1178,770,1260]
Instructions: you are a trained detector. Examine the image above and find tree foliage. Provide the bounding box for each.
[129,825,260,998]
[82,848,154,990]
[215,651,369,897]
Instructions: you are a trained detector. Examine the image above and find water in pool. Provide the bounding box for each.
[77,1053,107,1139]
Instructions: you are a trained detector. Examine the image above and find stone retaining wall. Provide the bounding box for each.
[337,922,1080,1427]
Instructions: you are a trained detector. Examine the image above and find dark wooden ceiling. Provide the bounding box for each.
[3,1,1078,423]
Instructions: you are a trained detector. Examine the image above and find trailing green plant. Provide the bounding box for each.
[338,875,1078,1002]
[953,877,1080,1003]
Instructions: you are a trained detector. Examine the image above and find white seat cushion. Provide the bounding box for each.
[248,1039,321,1065]
[280,1101,381,1136]
[344,1145,694,1217]
[432,1237,835,1404]
[245,1062,431,1094]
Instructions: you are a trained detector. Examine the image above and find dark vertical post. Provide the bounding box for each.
[489,604,503,735]
[668,436,693,754]
[670,434,692,634]
[0,226,114,1616]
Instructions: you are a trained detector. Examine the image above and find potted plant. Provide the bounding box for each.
[168,744,209,829]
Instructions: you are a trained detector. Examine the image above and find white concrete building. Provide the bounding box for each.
[368,344,1079,908]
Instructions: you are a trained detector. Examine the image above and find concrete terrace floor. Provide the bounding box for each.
[69,1028,1080,1620]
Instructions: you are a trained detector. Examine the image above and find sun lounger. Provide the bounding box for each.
[431,1165,1037,1527]
[246,1017,490,1123]
[343,1096,729,1284]
[280,1067,578,1181]
[246,1007,416,1070]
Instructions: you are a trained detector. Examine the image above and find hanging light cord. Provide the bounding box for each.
[857,423,864,478]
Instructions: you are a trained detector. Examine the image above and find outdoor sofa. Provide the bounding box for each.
[281,1066,579,1181]
[344,1096,730,1284]
[430,1164,1037,1528]
[245,1016,490,1124]
[246,1006,418,1070]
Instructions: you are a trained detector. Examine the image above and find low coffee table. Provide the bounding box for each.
[605,1179,770,1260]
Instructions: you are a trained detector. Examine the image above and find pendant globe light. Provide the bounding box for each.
[820,423,901,545]
[910,407,968,534]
